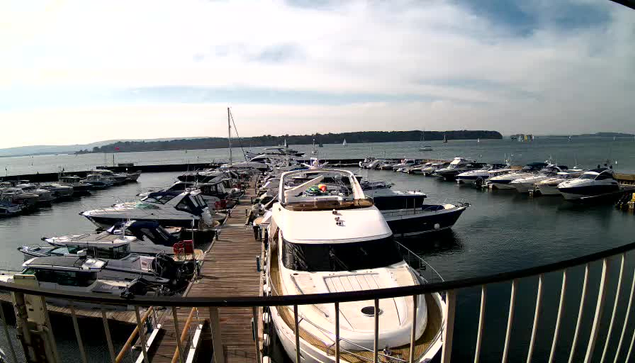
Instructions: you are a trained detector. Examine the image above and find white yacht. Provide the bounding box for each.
[266,169,446,363]
[455,163,509,185]
[407,162,432,175]
[81,191,214,229]
[488,162,548,190]
[421,162,449,176]
[535,170,584,196]
[433,158,485,181]
[510,164,568,193]
[0,256,161,308]
[15,183,55,204]
[558,168,621,200]
[39,183,74,200]
[43,220,188,256]
[392,159,417,171]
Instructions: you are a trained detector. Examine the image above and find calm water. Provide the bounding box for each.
[0,139,634,361]
[2,137,635,176]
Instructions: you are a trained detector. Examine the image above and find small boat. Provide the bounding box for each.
[536,170,584,196]
[342,138,347,146]
[83,173,113,189]
[265,169,446,363]
[558,168,621,201]
[407,162,432,175]
[433,157,485,181]
[81,191,215,229]
[456,163,509,185]
[43,220,189,257]
[15,183,55,204]
[443,134,448,143]
[392,158,417,171]
[510,164,569,194]
[488,162,548,190]
[92,169,128,185]
[0,201,22,217]
[59,175,92,195]
[377,160,398,170]
[39,183,75,200]
[421,162,449,176]
[419,145,433,151]
[370,190,468,236]
[359,157,376,168]
[0,257,163,308]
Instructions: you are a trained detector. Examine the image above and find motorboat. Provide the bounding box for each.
[455,163,509,186]
[488,162,548,190]
[15,183,55,204]
[140,180,237,210]
[265,169,446,363]
[360,180,394,196]
[371,190,468,236]
[83,173,113,189]
[81,190,215,229]
[433,158,485,181]
[18,242,197,289]
[266,170,445,362]
[39,183,75,200]
[0,188,39,212]
[378,160,398,170]
[406,162,432,175]
[92,169,128,185]
[359,157,377,168]
[419,145,433,151]
[558,168,621,201]
[421,162,449,176]
[59,175,92,194]
[43,220,188,257]
[536,170,584,196]
[0,201,22,217]
[510,164,569,193]
[246,146,305,160]
[392,159,417,171]
[0,257,162,308]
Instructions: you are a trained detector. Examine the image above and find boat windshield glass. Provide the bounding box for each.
[580,173,597,180]
[282,237,403,272]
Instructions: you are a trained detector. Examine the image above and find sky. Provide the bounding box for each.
[0,0,634,148]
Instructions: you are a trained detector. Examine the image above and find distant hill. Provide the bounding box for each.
[82,130,502,154]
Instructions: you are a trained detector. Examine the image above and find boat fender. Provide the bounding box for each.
[263,356,271,363]
[263,333,270,347]
[434,223,440,230]
[263,312,271,325]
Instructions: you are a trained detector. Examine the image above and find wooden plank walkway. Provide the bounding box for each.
[151,183,263,363]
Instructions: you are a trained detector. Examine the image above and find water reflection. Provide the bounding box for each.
[396,229,464,256]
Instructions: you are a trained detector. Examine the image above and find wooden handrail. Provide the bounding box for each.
[171,307,196,363]
[115,307,154,363]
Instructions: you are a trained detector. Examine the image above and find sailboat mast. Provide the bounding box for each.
[227,107,233,165]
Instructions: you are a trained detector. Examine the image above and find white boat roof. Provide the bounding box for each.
[274,204,392,244]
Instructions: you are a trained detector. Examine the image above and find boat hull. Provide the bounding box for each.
[270,292,445,363]
[559,185,621,200]
[382,206,466,237]
[537,184,562,196]
[84,215,199,230]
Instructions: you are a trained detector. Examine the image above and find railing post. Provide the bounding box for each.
[0,301,19,363]
[374,298,380,363]
[569,263,590,363]
[502,279,518,363]
[69,303,88,363]
[549,269,567,363]
[474,285,486,363]
[614,266,635,363]
[442,290,457,363]
[409,294,418,363]
[208,307,225,363]
[172,307,185,363]
[293,305,300,363]
[134,307,150,363]
[100,308,117,363]
[600,254,625,363]
[252,307,262,363]
[527,274,544,362]
[584,258,610,363]
[334,302,340,363]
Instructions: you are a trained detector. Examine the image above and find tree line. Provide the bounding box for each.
[79,130,502,154]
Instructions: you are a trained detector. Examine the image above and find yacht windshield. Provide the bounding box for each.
[282,237,403,272]
[580,174,597,180]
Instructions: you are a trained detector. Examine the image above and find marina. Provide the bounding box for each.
[0,137,634,362]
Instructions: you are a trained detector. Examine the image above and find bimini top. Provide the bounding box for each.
[278,169,370,210]
[273,169,392,244]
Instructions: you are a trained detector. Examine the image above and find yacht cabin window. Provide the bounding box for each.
[282,237,403,272]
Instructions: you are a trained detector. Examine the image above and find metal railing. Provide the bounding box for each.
[1,241,635,362]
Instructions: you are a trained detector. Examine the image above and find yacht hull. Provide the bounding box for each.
[84,215,199,230]
[382,206,466,237]
[537,184,562,196]
[559,185,621,200]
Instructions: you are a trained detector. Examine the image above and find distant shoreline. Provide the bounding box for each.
[77,130,503,154]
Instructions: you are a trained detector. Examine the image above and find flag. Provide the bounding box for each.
[115,147,120,151]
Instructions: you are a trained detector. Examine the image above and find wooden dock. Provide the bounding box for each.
[150,184,263,363]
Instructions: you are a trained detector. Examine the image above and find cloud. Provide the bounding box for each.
[0,0,633,147]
